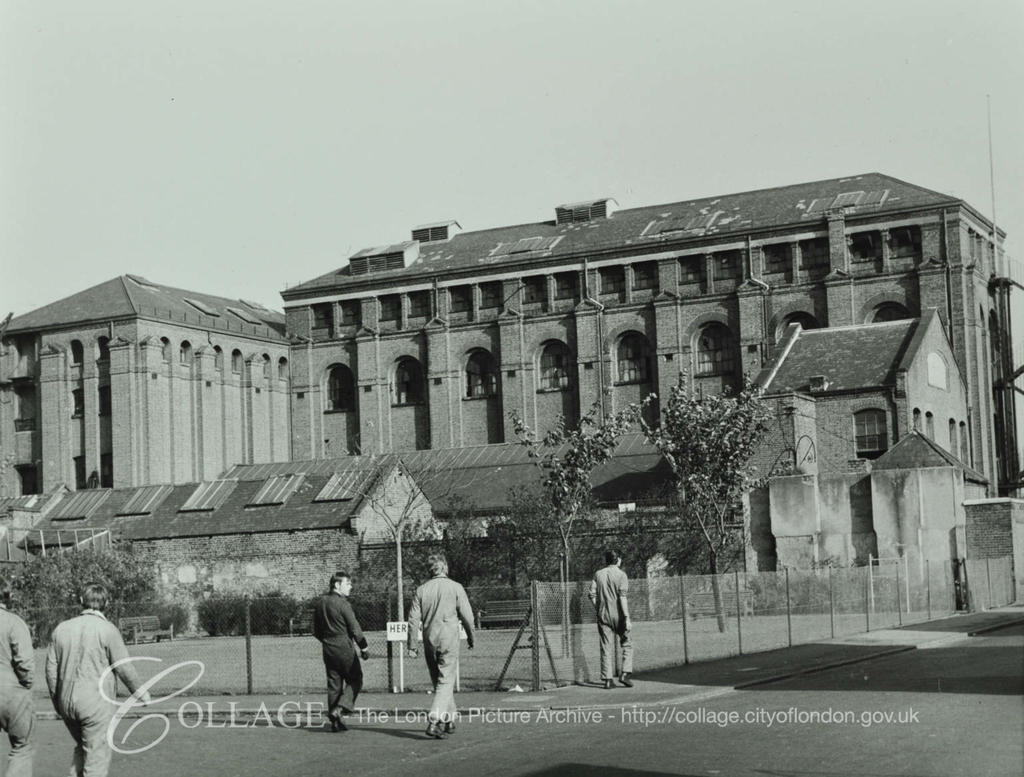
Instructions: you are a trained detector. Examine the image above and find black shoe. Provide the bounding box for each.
[619,673,633,687]
[603,679,613,690]
[444,720,456,735]
[425,721,447,739]
[330,715,348,732]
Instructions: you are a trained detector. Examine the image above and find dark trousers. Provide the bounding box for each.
[322,643,362,718]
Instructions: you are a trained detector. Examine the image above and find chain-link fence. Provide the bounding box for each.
[17,556,1014,697]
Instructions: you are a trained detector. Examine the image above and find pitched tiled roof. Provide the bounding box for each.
[226,434,670,515]
[759,319,920,394]
[30,471,376,541]
[282,172,961,298]
[872,431,987,484]
[8,275,286,340]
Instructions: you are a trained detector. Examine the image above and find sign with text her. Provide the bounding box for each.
[386,621,409,642]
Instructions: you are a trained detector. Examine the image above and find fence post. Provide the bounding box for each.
[530,581,541,692]
[245,597,253,695]
[895,561,902,627]
[926,559,931,621]
[865,569,870,633]
[784,567,792,647]
[828,566,835,639]
[735,570,743,655]
[986,558,993,610]
[680,575,690,665]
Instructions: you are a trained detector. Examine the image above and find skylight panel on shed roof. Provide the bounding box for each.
[314,471,366,502]
[179,480,237,512]
[117,484,173,516]
[226,306,262,325]
[183,298,221,317]
[247,474,304,507]
[50,490,111,521]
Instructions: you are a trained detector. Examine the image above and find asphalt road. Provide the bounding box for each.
[19,625,1023,777]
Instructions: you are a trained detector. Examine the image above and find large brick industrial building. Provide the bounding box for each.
[1,171,1020,580]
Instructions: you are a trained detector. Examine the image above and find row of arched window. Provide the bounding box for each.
[322,327,739,411]
[912,408,971,464]
[65,336,288,381]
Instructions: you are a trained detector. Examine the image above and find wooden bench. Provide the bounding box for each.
[119,616,173,644]
[289,611,314,637]
[685,589,755,619]
[478,599,530,628]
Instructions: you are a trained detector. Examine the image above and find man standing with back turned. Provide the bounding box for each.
[313,571,369,732]
[0,582,34,777]
[589,549,633,689]
[408,554,475,739]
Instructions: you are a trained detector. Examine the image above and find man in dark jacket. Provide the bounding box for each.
[313,571,369,732]
[0,582,34,777]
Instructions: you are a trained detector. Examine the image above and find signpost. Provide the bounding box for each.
[386,621,409,691]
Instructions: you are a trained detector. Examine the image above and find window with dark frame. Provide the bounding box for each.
[312,303,334,330]
[539,342,571,390]
[799,238,829,268]
[231,350,243,374]
[340,301,361,327]
[72,388,84,418]
[327,365,355,411]
[617,334,650,384]
[98,385,111,417]
[599,266,625,295]
[70,340,84,365]
[74,456,86,490]
[695,324,735,376]
[854,409,888,458]
[480,282,502,309]
[849,232,880,262]
[449,286,472,313]
[97,337,110,362]
[523,277,545,304]
[465,351,498,398]
[554,272,578,301]
[380,295,401,322]
[408,291,430,318]
[393,358,424,405]
[762,244,790,272]
[100,453,113,488]
[632,262,657,290]
[890,226,921,258]
[678,256,704,283]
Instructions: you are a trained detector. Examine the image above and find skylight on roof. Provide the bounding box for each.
[226,306,262,325]
[247,474,304,507]
[117,484,173,516]
[314,471,366,502]
[51,490,111,520]
[490,236,562,257]
[183,298,221,317]
[126,274,160,289]
[240,299,273,314]
[179,480,237,512]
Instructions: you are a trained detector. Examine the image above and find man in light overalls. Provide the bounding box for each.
[408,554,475,739]
[0,582,34,777]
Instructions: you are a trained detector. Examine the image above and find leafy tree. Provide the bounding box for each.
[510,402,638,584]
[640,375,771,631]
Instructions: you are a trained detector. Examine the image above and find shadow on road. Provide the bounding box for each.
[523,766,699,777]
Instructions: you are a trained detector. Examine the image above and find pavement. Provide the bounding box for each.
[34,606,1024,722]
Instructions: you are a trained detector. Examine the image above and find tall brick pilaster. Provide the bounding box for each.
[498,312,527,439]
[356,331,385,455]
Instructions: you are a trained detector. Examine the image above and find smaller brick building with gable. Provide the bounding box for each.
[754,310,985,569]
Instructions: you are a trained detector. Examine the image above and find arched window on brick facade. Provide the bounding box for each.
[70,340,84,365]
[231,349,243,374]
[539,341,571,391]
[854,409,887,459]
[262,353,271,379]
[213,346,224,372]
[776,312,820,340]
[465,350,498,398]
[912,407,921,431]
[616,332,651,384]
[278,357,288,382]
[949,419,958,457]
[161,338,172,362]
[96,336,110,362]
[870,302,911,323]
[326,364,355,411]
[393,358,424,405]
[695,323,735,376]
[925,411,934,439]
[960,422,970,466]
[180,341,193,365]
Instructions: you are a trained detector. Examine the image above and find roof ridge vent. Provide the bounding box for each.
[412,220,462,243]
[348,242,420,276]
[555,198,618,225]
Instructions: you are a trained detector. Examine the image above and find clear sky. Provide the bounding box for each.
[1,0,1021,320]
